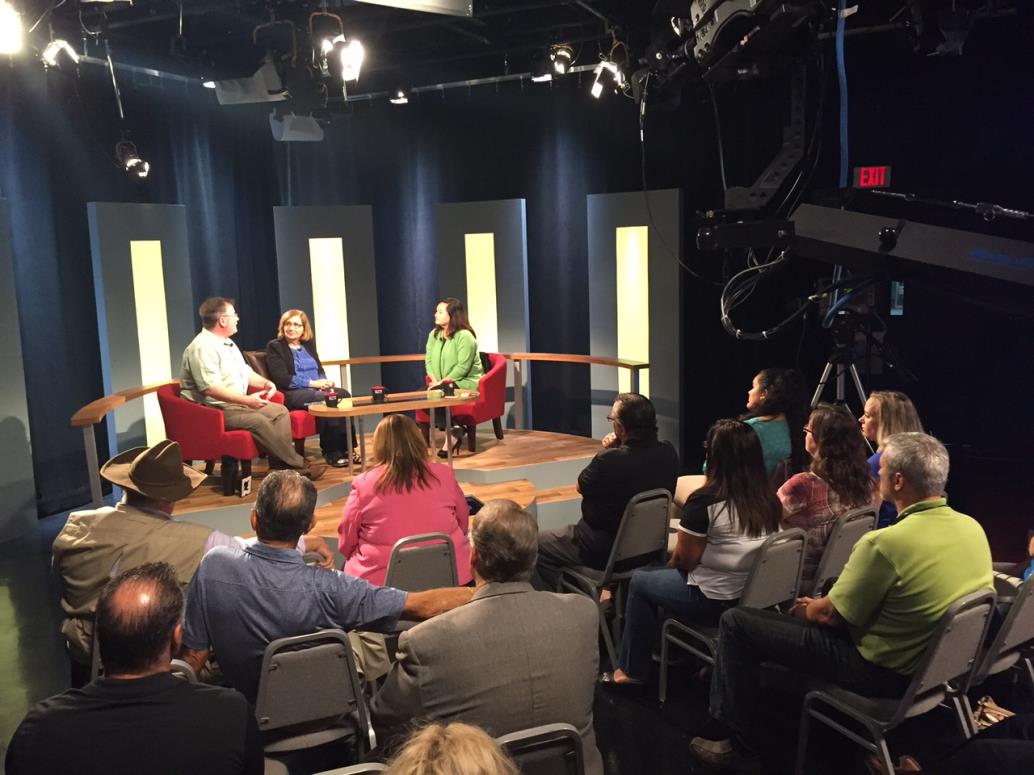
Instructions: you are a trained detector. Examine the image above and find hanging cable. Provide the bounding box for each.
[835,0,849,188]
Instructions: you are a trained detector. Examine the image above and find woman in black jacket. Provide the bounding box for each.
[265,309,358,467]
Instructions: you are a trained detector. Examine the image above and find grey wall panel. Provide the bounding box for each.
[88,203,193,459]
[436,199,530,427]
[586,190,682,455]
[0,200,37,540]
[273,206,381,393]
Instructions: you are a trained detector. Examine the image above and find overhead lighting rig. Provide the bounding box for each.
[42,39,79,68]
[550,43,574,74]
[0,0,23,56]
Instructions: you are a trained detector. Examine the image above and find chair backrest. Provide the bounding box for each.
[810,506,877,596]
[602,489,672,581]
[254,629,367,738]
[739,528,807,610]
[244,350,271,379]
[313,765,387,775]
[973,575,1034,684]
[477,352,508,412]
[497,723,584,775]
[892,588,996,725]
[170,658,198,683]
[384,533,458,591]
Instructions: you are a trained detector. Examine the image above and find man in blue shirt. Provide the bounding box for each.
[180,471,473,702]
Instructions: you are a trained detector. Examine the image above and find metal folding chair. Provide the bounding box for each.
[558,489,673,669]
[658,528,807,702]
[254,629,376,759]
[809,506,876,596]
[384,533,459,591]
[169,658,198,683]
[796,588,997,775]
[497,722,585,775]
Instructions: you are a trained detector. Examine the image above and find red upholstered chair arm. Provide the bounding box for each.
[157,387,226,454]
[468,354,507,424]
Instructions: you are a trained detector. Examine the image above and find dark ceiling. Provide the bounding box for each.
[36,0,658,93]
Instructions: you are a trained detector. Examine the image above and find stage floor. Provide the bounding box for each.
[173,428,598,539]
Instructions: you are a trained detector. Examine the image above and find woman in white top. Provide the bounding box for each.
[606,419,782,685]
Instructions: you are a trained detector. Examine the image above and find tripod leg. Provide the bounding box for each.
[811,362,834,408]
[847,364,869,409]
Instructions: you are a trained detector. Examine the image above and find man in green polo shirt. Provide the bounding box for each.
[690,432,992,773]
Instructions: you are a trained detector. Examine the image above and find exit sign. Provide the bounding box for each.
[853,165,892,189]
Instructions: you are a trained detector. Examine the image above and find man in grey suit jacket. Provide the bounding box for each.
[370,499,604,775]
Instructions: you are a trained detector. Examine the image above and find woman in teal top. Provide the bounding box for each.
[425,297,484,457]
[741,367,809,481]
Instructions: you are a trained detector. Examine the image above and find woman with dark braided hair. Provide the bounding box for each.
[778,403,877,593]
[740,367,810,480]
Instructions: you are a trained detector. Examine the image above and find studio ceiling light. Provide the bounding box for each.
[42,39,79,68]
[331,35,364,82]
[530,52,552,83]
[0,1,23,56]
[590,59,623,99]
[550,44,574,74]
[389,87,409,105]
[116,140,150,179]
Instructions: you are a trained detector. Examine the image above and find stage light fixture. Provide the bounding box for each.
[389,87,409,104]
[330,35,364,82]
[0,1,23,56]
[116,140,150,179]
[590,59,623,98]
[202,80,216,89]
[530,52,552,83]
[550,43,574,74]
[41,39,79,68]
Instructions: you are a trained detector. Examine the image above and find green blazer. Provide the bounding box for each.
[424,328,484,391]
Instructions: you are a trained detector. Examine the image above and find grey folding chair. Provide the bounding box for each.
[497,722,585,775]
[658,528,807,702]
[312,765,387,775]
[169,658,198,683]
[254,629,376,759]
[558,489,673,669]
[955,574,1034,735]
[384,533,458,591]
[796,588,997,775]
[809,506,877,596]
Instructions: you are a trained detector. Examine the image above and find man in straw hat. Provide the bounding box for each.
[53,439,333,686]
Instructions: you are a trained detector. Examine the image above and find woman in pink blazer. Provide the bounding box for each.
[338,414,472,586]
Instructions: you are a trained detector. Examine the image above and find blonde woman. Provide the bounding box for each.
[384,723,518,775]
[338,414,471,586]
[859,390,924,527]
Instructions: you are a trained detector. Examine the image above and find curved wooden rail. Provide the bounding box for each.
[507,352,649,429]
[322,354,426,367]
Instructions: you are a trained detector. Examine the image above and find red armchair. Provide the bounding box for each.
[415,352,507,452]
[243,350,318,455]
[156,383,259,478]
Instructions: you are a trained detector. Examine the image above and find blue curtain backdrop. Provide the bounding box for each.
[3,11,1034,517]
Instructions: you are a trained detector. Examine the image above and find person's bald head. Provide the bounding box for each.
[96,562,184,676]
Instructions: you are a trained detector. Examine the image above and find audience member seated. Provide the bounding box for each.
[6,563,262,775]
[339,414,472,586]
[383,723,518,775]
[371,499,604,775]
[534,392,679,591]
[180,470,472,699]
[859,390,923,527]
[738,367,810,480]
[180,296,324,479]
[52,440,332,685]
[690,432,993,773]
[864,713,1034,775]
[605,419,781,687]
[264,308,359,467]
[779,403,878,593]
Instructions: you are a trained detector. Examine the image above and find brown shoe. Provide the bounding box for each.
[300,462,326,481]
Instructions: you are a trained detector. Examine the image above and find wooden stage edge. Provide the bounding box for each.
[174,429,597,537]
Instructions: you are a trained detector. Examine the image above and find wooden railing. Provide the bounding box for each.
[70,353,648,504]
[71,380,179,507]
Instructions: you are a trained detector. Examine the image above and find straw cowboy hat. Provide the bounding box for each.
[100,440,207,501]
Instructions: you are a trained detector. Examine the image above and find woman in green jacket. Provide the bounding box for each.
[425,297,484,457]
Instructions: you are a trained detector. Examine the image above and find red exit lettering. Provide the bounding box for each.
[853,165,892,189]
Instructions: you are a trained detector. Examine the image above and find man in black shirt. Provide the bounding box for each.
[6,562,262,775]
[533,393,679,590]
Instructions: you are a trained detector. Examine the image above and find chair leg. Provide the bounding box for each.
[466,425,476,452]
[795,703,813,775]
[659,623,670,703]
[598,598,619,671]
[241,459,252,478]
[204,460,215,476]
[492,417,504,439]
[957,694,977,739]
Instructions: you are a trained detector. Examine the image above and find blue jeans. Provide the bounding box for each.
[618,566,735,681]
[710,607,911,751]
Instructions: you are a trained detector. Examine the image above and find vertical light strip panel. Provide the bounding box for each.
[464,233,499,353]
[308,238,349,389]
[130,240,172,445]
[615,226,650,396]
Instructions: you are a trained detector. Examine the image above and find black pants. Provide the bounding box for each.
[283,388,356,454]
[533,525,593,592]
[927,713,1034,775]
